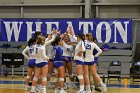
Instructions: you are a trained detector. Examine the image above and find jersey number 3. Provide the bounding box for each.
[86,44,91,50]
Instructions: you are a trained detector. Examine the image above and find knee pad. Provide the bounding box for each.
[54,69,58,74]
[42,77,47,81]
[54,78,59,82]
[77,75,83,80]
[33,77,38,81]
[59,78,64,81]
[69,74,73,78]
[32,72,34,75]
[26,75,30,79]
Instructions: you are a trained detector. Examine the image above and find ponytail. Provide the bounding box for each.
[28,37,36,46]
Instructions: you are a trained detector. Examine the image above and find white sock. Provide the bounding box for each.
[39,84,42,89]
[80,85,84,91]
[42,86,46,92]
[30,86,36,92]
[87,85,90,90]
[99,81,104,86]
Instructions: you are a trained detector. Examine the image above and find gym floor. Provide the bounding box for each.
[0,75,139,93]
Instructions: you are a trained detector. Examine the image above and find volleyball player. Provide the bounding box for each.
[84,33,107,93]
[74,34,85,93]
[62,34,74,89]
[52,36,68,93]
[45,34,55,88]
[22,37,36,91]
[30,36,50,93]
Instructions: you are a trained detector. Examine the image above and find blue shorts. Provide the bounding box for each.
[84,61,96,65]
[94,57,98,64]
[54,61,63,68]
[63,56,72,62]
[75,60,84,65]
[35,62,48,68]
[28,59,36,68]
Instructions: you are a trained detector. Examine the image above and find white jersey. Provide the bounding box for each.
[74,40,85,62]
[22,45,36,59]
[84,40,102,62]
[34,44,49,64]
[62,41,73,57]
[45,38,54,59]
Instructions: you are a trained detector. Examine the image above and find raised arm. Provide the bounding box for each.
[44,35,56,47]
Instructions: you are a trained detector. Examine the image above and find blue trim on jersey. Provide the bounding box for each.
[75,60,84,65]
[84,61,96,65]
[28,59,36,68]
[35,62,48,68]
[63,56,72,62]
[54,61,64,68]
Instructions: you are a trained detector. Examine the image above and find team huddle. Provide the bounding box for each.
[22,27,107,93]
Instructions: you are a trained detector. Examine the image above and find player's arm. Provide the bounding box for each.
[22,47,29,59]
[42,47,50,60]
[44,35,56,47]
[93,43,102,57]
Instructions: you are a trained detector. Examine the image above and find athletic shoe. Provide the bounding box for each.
[77,90,85,93]
[54,88,59,93]
[36,85,42,92]
[25,85,30,91]
[100,84,107,92]
[60,89,67,93]
[90,85,95,92]
[85,89,91,93]
[64,83,68,90]
[42,88,46,93]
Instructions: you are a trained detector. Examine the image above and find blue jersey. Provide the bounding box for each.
[54,46,65,61]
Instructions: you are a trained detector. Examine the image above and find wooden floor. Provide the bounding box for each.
[0,76,140,93]
[0,87,140,93]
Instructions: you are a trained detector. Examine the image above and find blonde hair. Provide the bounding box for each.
[86,33,93,42]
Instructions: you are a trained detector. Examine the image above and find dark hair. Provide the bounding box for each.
[63,34,70,41]
[78,34,85,42]
[45,34,50,38]
[52,36,61,46]
[34,31,42,39]
[28,37,36,46]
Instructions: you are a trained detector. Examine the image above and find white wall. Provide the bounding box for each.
[0,0,139,18]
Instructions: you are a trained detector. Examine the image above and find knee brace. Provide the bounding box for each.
[42,77,47,81]
[54,78,59,82]
[33,77,38,81]
[59,78,64,81]
[54,69,58,74]
[32,72,34,75]
[26,75,30,79]
[77,75,83,80]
